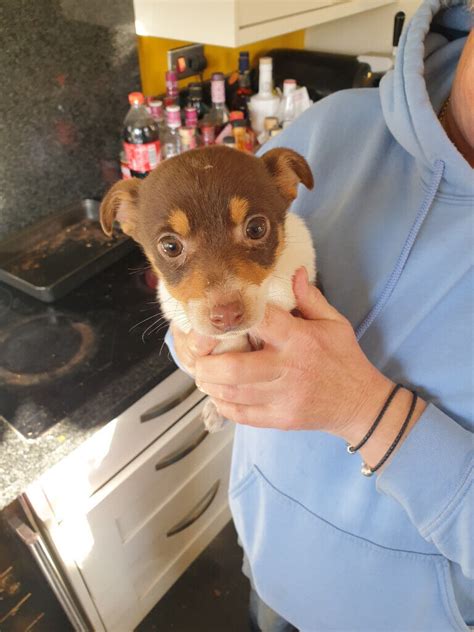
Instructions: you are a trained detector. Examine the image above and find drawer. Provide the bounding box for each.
[39,369,205,521]
[57,411,234,632]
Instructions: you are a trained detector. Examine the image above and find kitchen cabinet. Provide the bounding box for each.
[133,0,395,47]
[25,371,234,631]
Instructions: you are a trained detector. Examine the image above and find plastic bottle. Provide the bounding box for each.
[122,92,160,178]
[249,57,280,134]
[160,105,182,160]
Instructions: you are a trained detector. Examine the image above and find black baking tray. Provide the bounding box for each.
[0,199,134,302]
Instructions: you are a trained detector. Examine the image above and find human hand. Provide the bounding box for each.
[194,268,395,441]
[170,323,218,377]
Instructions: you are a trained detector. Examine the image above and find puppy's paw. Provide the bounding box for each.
[202,398,227,433]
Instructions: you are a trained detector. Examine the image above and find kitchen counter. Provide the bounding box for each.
[0,248,176,510]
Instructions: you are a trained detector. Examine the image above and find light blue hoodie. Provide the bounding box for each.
[167,1,473,629]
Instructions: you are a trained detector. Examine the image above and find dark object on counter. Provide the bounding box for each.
[0,199,133,302]
[262,49,376,102]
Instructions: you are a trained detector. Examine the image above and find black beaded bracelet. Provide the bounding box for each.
[361,390,418,477]
[347,383,402,454]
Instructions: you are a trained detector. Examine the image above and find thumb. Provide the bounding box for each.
[251,304,293,347]
[188,331,218,356]
[293,267,343,322]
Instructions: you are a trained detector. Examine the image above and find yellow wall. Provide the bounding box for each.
[137,31,306,97]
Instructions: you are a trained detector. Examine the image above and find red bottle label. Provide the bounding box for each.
[123,141,161,173]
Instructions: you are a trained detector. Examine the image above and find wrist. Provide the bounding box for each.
[340,373,427,473]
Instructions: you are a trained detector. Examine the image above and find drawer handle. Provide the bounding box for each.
[155,428,209,471]
[166,481,220,537]
[140,382,197,422]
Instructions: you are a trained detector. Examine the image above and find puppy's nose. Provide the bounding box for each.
[210,301,244,331]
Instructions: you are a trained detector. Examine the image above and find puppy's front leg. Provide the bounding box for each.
[201,334,251,433]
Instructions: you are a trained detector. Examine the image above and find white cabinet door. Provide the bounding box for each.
[54,402,234,632]
[133,0,395,47]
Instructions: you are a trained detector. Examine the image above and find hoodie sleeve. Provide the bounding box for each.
[377,403,473,578]
[164,327,193,377]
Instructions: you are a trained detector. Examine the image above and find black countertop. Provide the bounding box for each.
[0,249,176,510]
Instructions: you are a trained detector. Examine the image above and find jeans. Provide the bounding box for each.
[248,588,298,632]
[243,551,297,632]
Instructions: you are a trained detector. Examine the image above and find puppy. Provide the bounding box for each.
[100,145,316,432]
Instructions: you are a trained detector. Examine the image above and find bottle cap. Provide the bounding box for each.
[166,105,181,127]
[188,83,203,98]
[185,106,198,126]
[149,99,163,107]
[264,116,279,131]
[211,72,225,82]
[283,79,297,96]
[239,51,250,72]
[229,110,245,121]
[128,92,145,105]
[232,119,247,128]
[259,57,272,67]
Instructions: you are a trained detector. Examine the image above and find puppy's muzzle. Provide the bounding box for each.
[209,299,244,332]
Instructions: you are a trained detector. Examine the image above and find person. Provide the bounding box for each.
[166,0,473,628]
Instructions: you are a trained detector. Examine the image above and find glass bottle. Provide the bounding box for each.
[249,57,280,134]
[161,105,182,160]
[231,51,254,116]
[207,72,229,132]
[187,83,209,119]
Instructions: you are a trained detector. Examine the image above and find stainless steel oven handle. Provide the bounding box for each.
[10,514,90,632]
[166,480,220,537]
[140,382,198,422]
[155,428,208,470]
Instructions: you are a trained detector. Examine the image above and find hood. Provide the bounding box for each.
[379,0,473,196]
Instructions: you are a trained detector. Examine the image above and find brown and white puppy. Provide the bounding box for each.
[100,145,316,431]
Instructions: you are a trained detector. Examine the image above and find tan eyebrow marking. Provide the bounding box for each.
[229,196,250,225]
[168,208,190,237]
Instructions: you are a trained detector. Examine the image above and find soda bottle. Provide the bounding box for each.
[123,92,160,178]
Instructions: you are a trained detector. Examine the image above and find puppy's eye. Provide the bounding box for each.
[159,235,183,258]
[245,216,268,240]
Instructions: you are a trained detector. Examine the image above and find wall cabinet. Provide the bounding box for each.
[133,0,395,47]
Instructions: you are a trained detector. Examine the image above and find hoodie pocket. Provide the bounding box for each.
[229,466,468,632]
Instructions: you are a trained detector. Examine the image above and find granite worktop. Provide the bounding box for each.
[0,250,176,510]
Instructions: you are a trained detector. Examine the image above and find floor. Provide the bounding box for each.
[136,521,250,632]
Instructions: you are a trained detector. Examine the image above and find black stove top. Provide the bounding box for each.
[0,249,176,439]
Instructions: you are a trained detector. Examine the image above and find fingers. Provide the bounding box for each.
[211,398,270,427]
[170,324,217,375]
[197,380,273,406]
[293,267,344,322]
[195,349,282,385]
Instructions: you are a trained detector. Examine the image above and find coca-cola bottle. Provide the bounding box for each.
[123,92,160,178]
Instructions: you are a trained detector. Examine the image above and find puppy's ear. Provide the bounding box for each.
[100,178,141,238]
[261,148,314,201]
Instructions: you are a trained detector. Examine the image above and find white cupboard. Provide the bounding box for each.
[133,0,395,47]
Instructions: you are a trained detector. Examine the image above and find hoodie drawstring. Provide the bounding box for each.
[355,159,445,341]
